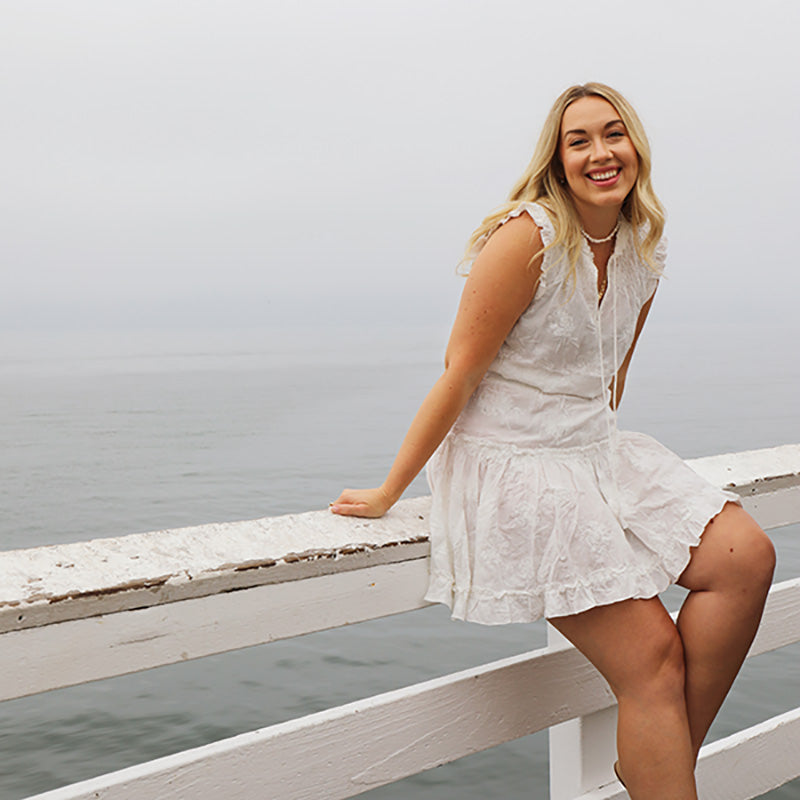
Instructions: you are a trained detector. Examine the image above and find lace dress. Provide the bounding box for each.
[424,202,740,624]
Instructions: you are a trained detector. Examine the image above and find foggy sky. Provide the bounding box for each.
[1,0,798,345]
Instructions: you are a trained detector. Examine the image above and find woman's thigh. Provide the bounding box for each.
[548,597,683,698]
[677,502,775,593]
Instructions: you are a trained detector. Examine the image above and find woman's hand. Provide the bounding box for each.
[330,486,393,518]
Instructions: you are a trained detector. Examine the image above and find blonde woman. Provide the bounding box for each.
[331,83,774,799]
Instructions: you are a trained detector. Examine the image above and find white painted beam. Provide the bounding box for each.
[2,555,796,705]
[20,645,612,800]
[696,706,800,800]
[576,707,800,800]
[0,496,431,634]
[2,444,797,635]
[19,638,800,800]
[0,560,432,702]
[690,443,800,530]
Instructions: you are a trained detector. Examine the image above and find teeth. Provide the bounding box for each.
[589,169,619,181]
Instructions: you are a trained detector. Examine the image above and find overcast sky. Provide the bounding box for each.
[1,0,798,350]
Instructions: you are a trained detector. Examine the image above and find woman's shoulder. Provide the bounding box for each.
[478,207,545,266]
[495,201,556,246]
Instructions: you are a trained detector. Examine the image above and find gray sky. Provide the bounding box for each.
[1,0,798,347]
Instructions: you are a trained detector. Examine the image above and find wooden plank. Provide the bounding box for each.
[691,443,800,530]
[696,706,800,800]
[739,485,800,532]
[20,645,614,800]
[0,498,432,634]
[0,560,432,702]
[689,443,800,494]
[575,707,800,800]
[2,557,797,704]
[749,577,800,657]
[547,625,619,799]
[2,444,798,634]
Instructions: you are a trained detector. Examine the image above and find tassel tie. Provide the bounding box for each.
[596,258,625,528]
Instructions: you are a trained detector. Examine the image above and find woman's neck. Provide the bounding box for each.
[575,204,622,240]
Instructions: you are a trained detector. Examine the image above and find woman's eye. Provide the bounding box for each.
[608,131,625,139]
[568,138,587,147]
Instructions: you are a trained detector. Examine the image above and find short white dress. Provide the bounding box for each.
[424,202,741,624]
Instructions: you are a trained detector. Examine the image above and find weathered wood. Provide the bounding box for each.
[690,443,800,530]
[2,444,798,635]
[0,560,431,702]
[689,443,800,494]
[0,497,431,634]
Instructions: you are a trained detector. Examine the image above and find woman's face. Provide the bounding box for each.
[558,96,639,218]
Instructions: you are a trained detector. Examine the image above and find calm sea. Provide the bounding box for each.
[0,325,798,799]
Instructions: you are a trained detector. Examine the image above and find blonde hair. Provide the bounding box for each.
[462,83,665,290]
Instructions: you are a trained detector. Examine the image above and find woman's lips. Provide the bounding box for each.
[586,168,621,186]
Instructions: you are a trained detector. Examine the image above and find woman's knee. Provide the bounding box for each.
[725,519,776,594]
[614,623,686,705]
[681,504,776,594]
[748,525,776,586]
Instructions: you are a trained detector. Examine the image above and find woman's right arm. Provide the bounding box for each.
[330,214,544,518]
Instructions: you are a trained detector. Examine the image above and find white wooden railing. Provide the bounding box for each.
[2,444,799,799]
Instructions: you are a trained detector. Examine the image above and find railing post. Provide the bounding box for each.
[547,624,619,799]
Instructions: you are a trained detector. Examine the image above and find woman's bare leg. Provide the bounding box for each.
[676,502,775,759]
[549,597,698,800]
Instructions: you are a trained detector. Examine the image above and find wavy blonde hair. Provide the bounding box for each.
[461,83,665,289]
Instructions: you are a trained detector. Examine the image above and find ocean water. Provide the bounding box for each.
[0,325,798,799]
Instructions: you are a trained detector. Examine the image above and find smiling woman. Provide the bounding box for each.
[332,83,776,800]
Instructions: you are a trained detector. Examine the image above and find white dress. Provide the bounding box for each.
[424,202,740,624]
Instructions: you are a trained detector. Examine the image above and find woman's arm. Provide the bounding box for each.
[610,286,657,409]
[331,214,544,518]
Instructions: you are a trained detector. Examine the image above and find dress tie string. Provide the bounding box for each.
[597,256,625,527]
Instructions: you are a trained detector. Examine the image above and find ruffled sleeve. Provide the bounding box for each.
[464,202,555,272]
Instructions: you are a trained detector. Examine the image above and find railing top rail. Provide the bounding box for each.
[2,443,799,635]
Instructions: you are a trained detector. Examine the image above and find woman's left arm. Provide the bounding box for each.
[610,286,657,409]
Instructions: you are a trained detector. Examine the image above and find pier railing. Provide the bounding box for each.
[2,443,799,799]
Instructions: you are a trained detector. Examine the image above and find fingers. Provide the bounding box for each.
[330,502,380,518]
[329,487,388,518]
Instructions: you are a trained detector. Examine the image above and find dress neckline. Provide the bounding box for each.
[579,219,628,311]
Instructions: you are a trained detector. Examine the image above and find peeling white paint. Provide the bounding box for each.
[0,496,431,633]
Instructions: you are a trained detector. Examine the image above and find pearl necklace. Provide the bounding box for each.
[581,219,620,244]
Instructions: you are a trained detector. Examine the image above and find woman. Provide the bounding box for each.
[330,83,775,799]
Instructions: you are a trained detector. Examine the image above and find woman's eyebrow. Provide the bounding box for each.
[563,119,625,138]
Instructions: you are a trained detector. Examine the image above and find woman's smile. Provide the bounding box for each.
[586,167,622,185]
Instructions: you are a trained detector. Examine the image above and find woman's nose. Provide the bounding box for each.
[592,137,612,160]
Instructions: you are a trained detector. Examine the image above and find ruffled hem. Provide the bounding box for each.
[424,430,742,625]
